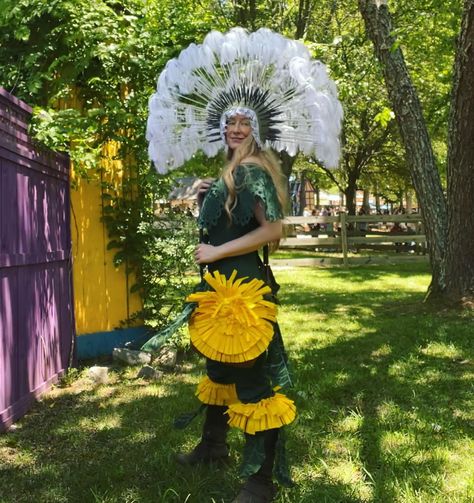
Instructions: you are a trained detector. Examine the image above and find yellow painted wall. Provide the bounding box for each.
[71,155,142,335]
[58,93,142,335]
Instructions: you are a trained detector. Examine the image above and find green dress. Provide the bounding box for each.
[198,163,289,402]
[143,163,292,394]
[143,163,295,485]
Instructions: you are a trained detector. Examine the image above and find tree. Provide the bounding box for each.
[358,0,474,305]
[358,0,448,298]
[305,2,405,215]
[445,0,474,304]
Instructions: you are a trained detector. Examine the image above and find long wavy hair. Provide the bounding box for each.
[222,135,288,224]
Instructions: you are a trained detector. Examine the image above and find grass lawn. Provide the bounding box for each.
[1,263,473,503]
[271,248,428,260]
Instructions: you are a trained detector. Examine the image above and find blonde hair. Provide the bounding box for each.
[222,134,288,226]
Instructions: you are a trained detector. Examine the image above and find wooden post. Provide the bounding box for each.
[340,211,348,267]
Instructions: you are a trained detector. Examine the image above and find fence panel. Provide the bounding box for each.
[0,87,74,431]
[277,213,428,267]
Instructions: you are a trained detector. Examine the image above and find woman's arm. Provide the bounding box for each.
[194,202,282,264]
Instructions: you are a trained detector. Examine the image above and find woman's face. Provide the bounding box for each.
[225,114,252,150]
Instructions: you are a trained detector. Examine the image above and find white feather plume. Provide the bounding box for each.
[147,27,343,173]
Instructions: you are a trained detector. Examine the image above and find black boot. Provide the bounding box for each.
[232,429,278,503]
[176,405,230,465]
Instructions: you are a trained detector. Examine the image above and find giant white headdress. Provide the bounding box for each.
[147,27,343,174]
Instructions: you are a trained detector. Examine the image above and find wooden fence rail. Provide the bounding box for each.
[276,213,428,267]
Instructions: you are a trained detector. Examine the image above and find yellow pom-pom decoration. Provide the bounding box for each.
[187,270,277,363]
[226,393,296,434]
[196,376,239,406]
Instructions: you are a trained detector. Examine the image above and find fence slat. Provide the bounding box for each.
[281,237,341,246]
[340,212,348,266]
[347,235,426,244]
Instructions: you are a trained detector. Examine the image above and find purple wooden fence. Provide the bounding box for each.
[0,87,74,432]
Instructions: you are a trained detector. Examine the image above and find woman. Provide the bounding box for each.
[177,111,296,503]
[145,28,342,503]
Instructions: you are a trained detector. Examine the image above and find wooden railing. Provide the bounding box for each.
[276,213,428,267]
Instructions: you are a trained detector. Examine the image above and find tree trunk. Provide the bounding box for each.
[445,0,474,305]
[406,191,413,214]
[362,189,370,212]
[375,193,381,213]
[358,0,448,297]
[279,150,296,178]
[299,171,307,215]
[233,0,257,28]
[344,172,358,215]
[295,0,313,39]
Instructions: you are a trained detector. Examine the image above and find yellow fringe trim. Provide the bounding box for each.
[196,377,239,406]
[227,393,296,435]
[187,270,277,363]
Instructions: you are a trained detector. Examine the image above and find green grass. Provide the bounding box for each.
[271,248,426,260]
[1,263,473,503]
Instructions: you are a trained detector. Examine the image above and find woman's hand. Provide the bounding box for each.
[194,243,222,264]
[197,178,215,208]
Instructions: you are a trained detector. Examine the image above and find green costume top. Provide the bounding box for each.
[198,163,283,279]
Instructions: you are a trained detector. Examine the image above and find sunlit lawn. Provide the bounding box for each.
[1,263,473,503]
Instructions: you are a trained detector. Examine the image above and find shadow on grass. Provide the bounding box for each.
[1,264,472,503]
[0,364,238,502]
[280,274,473,502]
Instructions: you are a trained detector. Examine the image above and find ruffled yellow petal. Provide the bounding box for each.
[196,376,239,406]
[226,393,296,435]
[187,270,277,363]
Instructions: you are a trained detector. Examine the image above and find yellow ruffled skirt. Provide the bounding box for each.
[226,392,296,435]
[196,378,296,434]
[196,376,239,406]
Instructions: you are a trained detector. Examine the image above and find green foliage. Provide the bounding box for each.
[392,1,462,141]
[100,167,198,328]
[131,210,197,327]
[303,3,408,209]
[0,0,217,329]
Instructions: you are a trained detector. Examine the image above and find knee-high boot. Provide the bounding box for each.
[176,405,230,465]
[232,429,279,503]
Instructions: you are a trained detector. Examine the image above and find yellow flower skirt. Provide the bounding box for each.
[196,376,239,406]
[226,392,296,435]
[187,270,277,364]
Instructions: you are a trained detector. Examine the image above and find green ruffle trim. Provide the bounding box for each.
[240,428,295,488]
[199,164,283,229]
[274,428,295,487]
[173,403,207,430]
